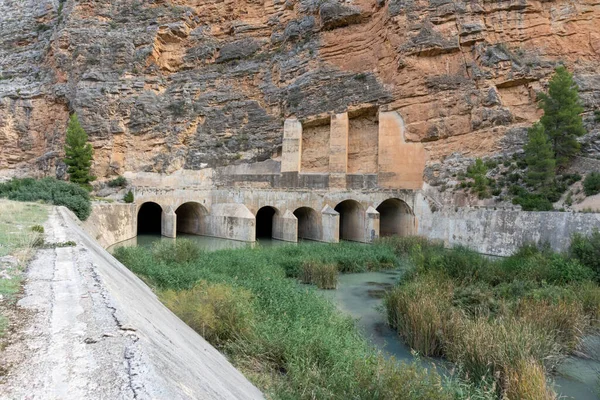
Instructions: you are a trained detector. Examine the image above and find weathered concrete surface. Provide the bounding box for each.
[0,207,263,400]
[83,202,136,248]
[419,207,600,257]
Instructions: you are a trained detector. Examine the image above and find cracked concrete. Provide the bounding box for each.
[0,207,263,400]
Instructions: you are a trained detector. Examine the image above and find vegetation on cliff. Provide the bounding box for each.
[382,235,600,399]
[0,178,91,220]
[115,241,492,399]
[64,114,96,188]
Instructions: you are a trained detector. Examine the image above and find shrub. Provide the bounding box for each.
[583,172,600,196]
[570,230,600,277]
[0,178,91,220]
[30,225,44,233]
[160,281,255,345]
[299,261,337,289]
[124,190,134,203]
[108,176,127,187]
[467,158,490,199]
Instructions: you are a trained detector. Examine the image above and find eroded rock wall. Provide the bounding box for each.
[1,0,599,180]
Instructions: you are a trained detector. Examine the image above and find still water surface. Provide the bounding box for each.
[110,234,599,399]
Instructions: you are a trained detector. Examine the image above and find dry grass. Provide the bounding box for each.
[160,281,255,345]
[503,359,557,400]
[515,297,587,352]
[0,200,48,338]
[384,274,454,356]
[445,316,560,397]
[0,200,47,261]
[299,261,338,289]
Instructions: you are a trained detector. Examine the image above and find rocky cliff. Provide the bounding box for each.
[1,0,599,180]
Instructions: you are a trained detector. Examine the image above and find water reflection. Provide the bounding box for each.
[107,233,293,253]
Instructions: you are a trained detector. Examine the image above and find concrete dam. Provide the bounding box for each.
[127,110,428,244]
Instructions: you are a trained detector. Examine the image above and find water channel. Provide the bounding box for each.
[109,234,600,399]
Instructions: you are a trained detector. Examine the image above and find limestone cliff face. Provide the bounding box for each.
[1,0,599,180]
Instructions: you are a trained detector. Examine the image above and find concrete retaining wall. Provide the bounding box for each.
[419,207,600,256]
[83,203,136,248]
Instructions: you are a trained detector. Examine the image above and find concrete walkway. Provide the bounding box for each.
[0,207,263,400]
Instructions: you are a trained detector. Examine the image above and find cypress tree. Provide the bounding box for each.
[538,66,586,167]
[64,114,96,187]
[524,122,555,189]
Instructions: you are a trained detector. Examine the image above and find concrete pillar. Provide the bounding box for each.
[161,206,177,238]
[272,210,298,242]
[329,113,349,189]
[281,118,302,173]
[321,205,339,243]
[365,206,380,243]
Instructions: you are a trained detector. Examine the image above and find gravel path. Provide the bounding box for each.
[0,207,263,400]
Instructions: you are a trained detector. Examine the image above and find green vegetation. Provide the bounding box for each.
[0,178,91,220]
[124,190,134,204]
[524,123,555,189]
[381,236,600,399]
[570,229,600,278]
[64,114,96,188]
[0,200,48,339]
[583,172,600,196]
[299,261,337,289]
[467,158,490,199]
[115,241,485,399]
[538,66,586,167]
[30,225,44,233]
[108,176,127,187]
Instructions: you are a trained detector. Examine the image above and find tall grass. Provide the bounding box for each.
[384,274,454,356]
[381,235,600,398]
[299,261,337,289]
[115,240,476,399]
[160,281,255,345]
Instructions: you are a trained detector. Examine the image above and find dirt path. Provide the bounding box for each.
[0,207,263,400]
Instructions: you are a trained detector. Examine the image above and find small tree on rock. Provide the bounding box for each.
[538,66,586,167]
[524,122,555,190]
[64,114,96,187]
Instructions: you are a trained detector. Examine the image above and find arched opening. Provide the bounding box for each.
[334,200,363,242]
[256,206,277,239]
[294,207,320,241]
[376,198,413,237]
[137,202,162,235]
[175,202,206,235]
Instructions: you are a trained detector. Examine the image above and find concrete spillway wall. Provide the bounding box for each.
[419,207,600,257]
[58,207,263,399]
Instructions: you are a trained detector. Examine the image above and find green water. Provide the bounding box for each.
[112,234,599,399]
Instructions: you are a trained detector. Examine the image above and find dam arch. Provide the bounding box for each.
[175,202,207,235]
[137,202,163,235]
[376,198,414,237]
[255,206,279,239]
[334,200,365,242]
[294,207,321,241]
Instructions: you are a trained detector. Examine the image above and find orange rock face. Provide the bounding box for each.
[0,0,598,180]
